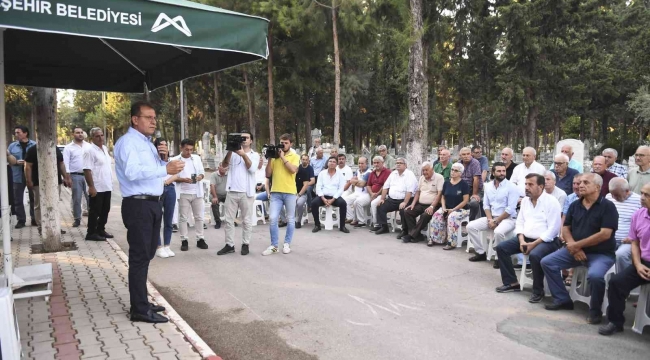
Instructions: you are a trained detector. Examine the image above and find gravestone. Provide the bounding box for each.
[555,139,585,171]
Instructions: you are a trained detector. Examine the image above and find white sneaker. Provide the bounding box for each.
[156,248,169,258]
[262,246,278,256]
[164,247,175,257]
[282,243,291,254]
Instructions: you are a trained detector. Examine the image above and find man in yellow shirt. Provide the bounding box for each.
[263,133,300,255]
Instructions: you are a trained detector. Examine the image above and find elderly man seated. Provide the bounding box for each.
[399,162,444,243]
[511,147,546,197]
[629,145,650,195]
[343,156,371,226]
[606,178,642,272]
[354,156,391,228]
[592,155,616,196]
[541,173,617,324]
[467,162,519,266]
[599,183,650,335]
[373,158,418,235]
[602,148,627,178]
[551,144,583,173]
[457,147,483,220]
[495,174,562,303]
[551,153,579,195]
[544,171,567,209]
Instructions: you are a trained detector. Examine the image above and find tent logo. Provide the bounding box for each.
[151,13,192,37]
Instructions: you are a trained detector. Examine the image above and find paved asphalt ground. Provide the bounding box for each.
[100,173,649,360]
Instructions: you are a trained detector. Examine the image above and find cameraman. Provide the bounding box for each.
[218,130,260,256]
[262,134,300,256]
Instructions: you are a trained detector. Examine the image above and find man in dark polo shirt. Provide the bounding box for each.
[541,173,617,324]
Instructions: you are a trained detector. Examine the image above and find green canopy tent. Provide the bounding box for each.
[0,2,268,357]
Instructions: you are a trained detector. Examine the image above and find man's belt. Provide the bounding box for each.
[126,195,160,202]
[70,172,84,176]
[164,183,175,187]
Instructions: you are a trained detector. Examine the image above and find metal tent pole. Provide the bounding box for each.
[0,29,13,288]
[180,80,185,139]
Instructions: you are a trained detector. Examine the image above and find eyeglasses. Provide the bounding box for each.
[635,154,647,158]
[553,162,566,165]
[396,162,405,165]
[137,115,157,122]
[451,169,461,173]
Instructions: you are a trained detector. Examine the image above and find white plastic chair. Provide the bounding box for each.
[632,283,650,334]
[569,265,613,315]
[389,211,401,232]
[300,203,309,225]
[250,199,266,226]
[319,206,340,230]
[518,254,550,296]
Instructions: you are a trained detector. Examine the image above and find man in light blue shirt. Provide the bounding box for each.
[114,101,184,324]
[311,156,349,233]
[310,147,327,175]
[7,125,36,228]
[468,162,520,264]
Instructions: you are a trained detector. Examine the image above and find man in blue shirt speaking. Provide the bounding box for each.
[114,101,185,324]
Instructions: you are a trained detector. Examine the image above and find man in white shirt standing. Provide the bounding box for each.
[494,173,562,303]
[83,127,114,241]
[217,130,260,256]
[544,171,567,209]
[606,178,642,272]
[510,147,546,197]
[63,126,91,227]
[373,157,418,235]
[311,156,350,233]
[170,139,207,252]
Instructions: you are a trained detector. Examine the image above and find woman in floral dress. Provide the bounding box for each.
[429,162,470,249]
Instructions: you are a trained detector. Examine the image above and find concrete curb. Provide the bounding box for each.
[105,238,222,360]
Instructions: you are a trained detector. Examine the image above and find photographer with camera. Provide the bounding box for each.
[170,139,207,252]
[262,134,300,255]
[217,130,260,256]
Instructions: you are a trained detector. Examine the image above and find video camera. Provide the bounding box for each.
[262,144,283,159]
[226,133,246,151]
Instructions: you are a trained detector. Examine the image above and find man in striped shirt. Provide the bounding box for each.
[607,178,642,272]
[602,148,627,178]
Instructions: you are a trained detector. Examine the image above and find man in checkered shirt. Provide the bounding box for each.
[602,148,627,178]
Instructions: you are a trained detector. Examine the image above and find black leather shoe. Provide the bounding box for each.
[401,235,412,243]
[354,222,366,228]
[217,244,234,255]
[598,322,623,336]
[241,244,249,256]
[295,222,302,229]
[312,225,321,233]
[72,220,80,228]
[468,253,487,262]
[340,227,350,233]
[85,233,106,241]
[180,240,189,251]
[98,231,114,239]
[528,293,543,303]
[587,313,603,325]
[278,222,287,228]
[150,304,165,313]
[496,284,520,293]
[396,231,407,240]
[544,301,574,311]
[410,235,423,243]
[130,310,168,323]
[493,261,500,269]
[214,222,221,229]
[197,239,209,249]
[15,222,25,229]
[374,225,389,235]
[368,226,381,232]
[31,219,37,226]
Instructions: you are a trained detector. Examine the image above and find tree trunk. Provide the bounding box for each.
[182,85,189,140]
[34,88,62,252]
[406,0,427,175]
[305,94,312,151]
[332,1,341,149]
[457,98,466,148]
[243,68,256,140]
[589,118,596,140]
[553,114,561,145]
[525,88,538,147]
[267,23,276,145]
